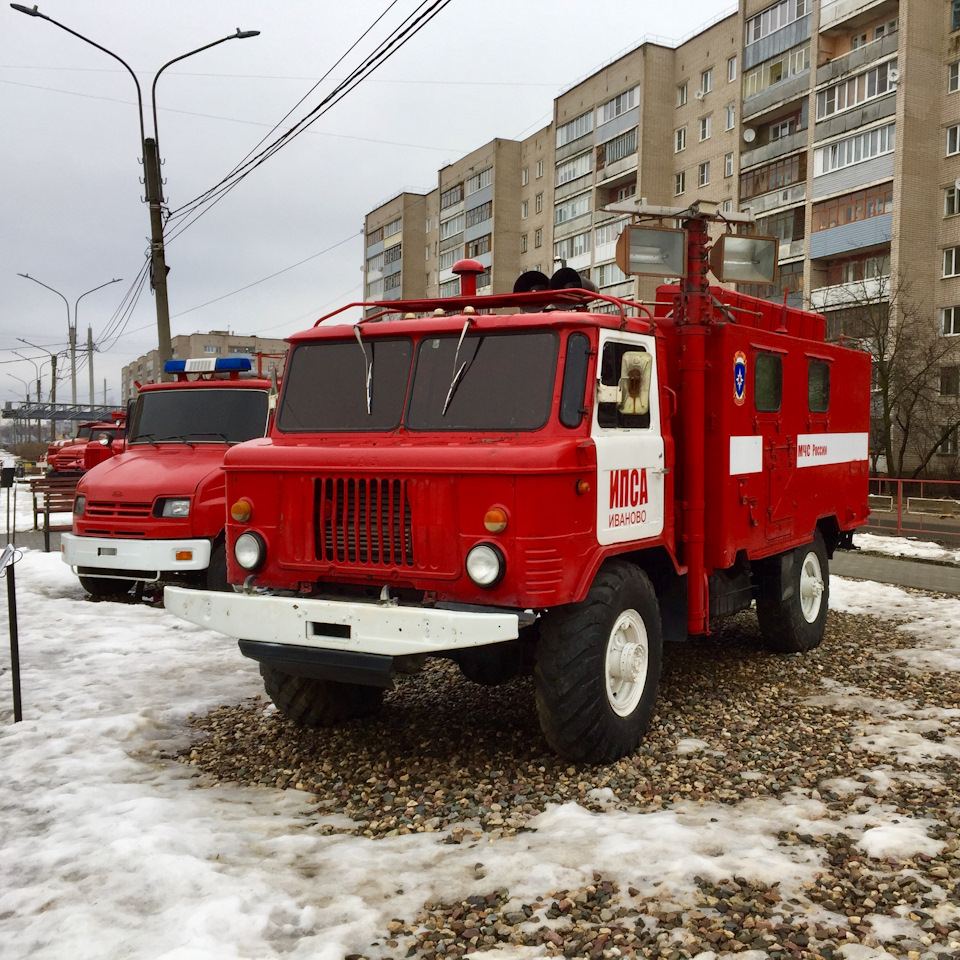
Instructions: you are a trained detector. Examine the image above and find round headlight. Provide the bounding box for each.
[465,543,505,588]
[73,494,86,516]
[234,532,265,571]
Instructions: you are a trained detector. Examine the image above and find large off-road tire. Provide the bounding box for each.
[756,531,829,653]
[534,561,663,763]
[204,541,230,592]
[260,664,383,726]
[79,575,134,599]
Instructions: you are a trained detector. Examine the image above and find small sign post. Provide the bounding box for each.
[2,544,20,722]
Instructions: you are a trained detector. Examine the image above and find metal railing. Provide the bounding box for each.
[867,476,960,541]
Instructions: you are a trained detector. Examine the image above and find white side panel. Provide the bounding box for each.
[796,432,869,467]
[593,332,665,546]
[729,435,763,475]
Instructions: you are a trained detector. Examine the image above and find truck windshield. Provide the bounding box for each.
[408,331,557,430]
[128,389,269,445]
[277,339,412,432]
[276,331,558,432]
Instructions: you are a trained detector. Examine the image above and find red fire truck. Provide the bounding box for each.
[46,415,125,475]
[62,357,276,599]
[165,205,871,762]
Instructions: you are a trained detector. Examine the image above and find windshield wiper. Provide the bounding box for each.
[354,324,373,415]
[131,433,159,447]
[443,320,477,417]
[153,434,196,448]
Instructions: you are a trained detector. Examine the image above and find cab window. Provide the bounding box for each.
[598,341,651,428]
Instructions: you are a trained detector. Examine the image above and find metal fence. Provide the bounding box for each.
[867,476,960,542]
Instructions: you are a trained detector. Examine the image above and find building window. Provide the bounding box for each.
[725,104,736,130]
[599,87,638,123]
[536,159,543,178]
[439,247,461,270]
[949,125,960,157]
[466,167,493,195]
[425,245,431,260]
[740,154,805,200]
[758,207,805,243]
[770,117,795,140]
[700,69,713,94]
[698,161,711,187]
[940,426,959,456]
[556,230,592,261]
[384,217,402,237]
[942,366,960,397]
[439,215,464,240]
[440,278,460,297]
[950,62,960,94]
[521,201,529,219]
[722,199,733,212]
[811,184,893,232]
[699,116,711,141]
[728,56,737,82]
[944,306,960,335]
[535,228,542,248]
[813,122,895,175]
[725,152,734,177]
[947,186,960,217]
[746,0,808,46]
[557,110,594,147]
[384,242,402,264]
[614,182,636,202]
[554,191,591,225]
[954,0,960,31]
[675,171,686,196]
[440,183,463,208]
[944,247,960,278]
[675,127,686,152]
[816,61,898,120]
[602,128,638,165]
[466,234,490,258]
[384,273,401,291]
[677,82,688,107]
[367,252,384,274]
[477,268,492,288]
[850,32,867,50]
[367,227,383,245]
[521,167,530,186]
[743,43,809,99]
[465,201,492,228]
[204,345,222,354]
[593,261,627,288]
[520,234,528,254]
[535,193,543,214]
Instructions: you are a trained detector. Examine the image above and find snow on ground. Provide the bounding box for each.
[853,531,960,564]
[1,466,958,958]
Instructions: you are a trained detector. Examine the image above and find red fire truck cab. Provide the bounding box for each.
[165,206,871,762]
[46,415,124,475]
[62,357,275,599]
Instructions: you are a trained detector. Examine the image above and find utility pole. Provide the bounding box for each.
[87,325,95,406]
[142,137,172,374]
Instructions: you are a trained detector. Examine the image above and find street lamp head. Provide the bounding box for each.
[234,28,260,39]
[10,4,43,16]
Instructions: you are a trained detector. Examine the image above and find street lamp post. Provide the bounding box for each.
[17,338,59,441]
[10,5,260,378]
[13,351,47,443]
[16,273,121,405]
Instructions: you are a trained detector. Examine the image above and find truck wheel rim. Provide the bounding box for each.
[799,551,824,623]
[605,609,648,717]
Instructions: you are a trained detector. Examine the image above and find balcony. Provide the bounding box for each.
[810,275,889,310]
[809,213,892,259]
[817,32,899,83]
[741,129,808,168]
[742,72,811,121]
[819,0,899,34]
[741,183,807,217]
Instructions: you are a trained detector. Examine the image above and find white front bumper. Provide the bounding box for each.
[164,586,520,657]
[61,533,212,578]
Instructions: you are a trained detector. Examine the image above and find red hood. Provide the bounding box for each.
[78,444,228,499]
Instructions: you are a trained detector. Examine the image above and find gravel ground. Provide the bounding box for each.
[178,598,960,959]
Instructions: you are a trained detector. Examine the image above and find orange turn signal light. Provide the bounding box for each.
[576,479,591,495]
[175,550,193,561]
[483,506,508,534]
[230,499,253,522]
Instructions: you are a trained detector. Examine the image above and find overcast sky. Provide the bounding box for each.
[0,0,735,410]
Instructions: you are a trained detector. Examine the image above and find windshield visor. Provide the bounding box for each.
[128,388,269,444]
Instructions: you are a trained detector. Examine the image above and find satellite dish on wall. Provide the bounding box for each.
[742,127,756,143]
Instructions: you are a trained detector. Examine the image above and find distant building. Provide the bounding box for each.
[121,331,288,402]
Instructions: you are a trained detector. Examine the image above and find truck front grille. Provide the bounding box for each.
[315,477,414,567]
[86,501,153,519]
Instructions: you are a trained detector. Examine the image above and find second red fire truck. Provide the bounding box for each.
[165,205,871,762]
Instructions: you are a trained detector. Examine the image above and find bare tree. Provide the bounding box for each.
[823,271,960,478]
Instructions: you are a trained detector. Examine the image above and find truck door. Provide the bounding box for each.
[593,331,665,545]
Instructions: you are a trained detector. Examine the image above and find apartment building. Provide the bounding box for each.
[363,0,960,467]
[121,331,288,402]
